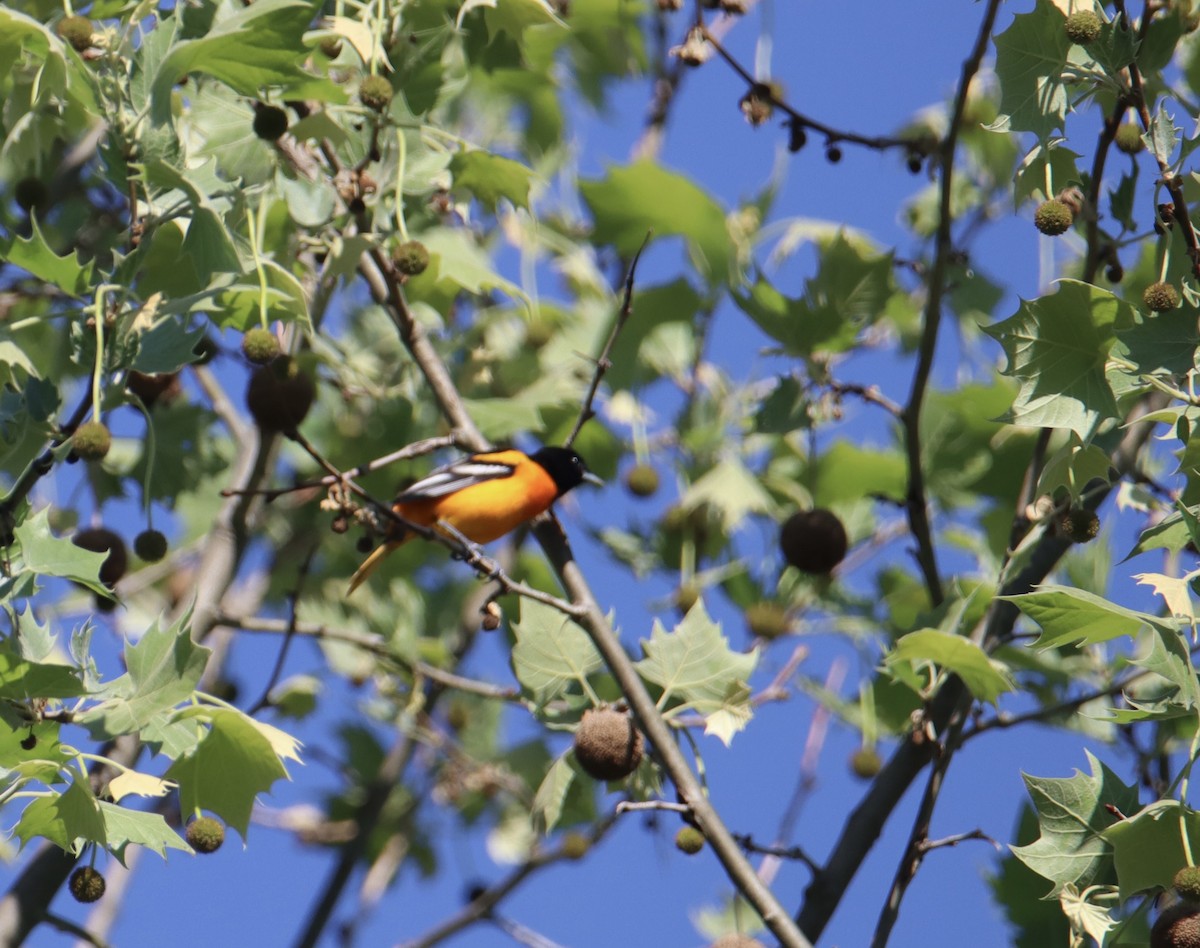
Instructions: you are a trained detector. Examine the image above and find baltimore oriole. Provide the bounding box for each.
[347,446,602,594]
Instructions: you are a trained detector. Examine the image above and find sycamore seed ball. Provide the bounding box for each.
[246,356,316,432]
[1152,902,1200,948]
[1064,10,1102,45]
[850,747,882,780]
[72,421,112,462]
[1034,199,1073,236]
[14,177,49,213]
[573,708,643,781]
[561,832,590,860]
[359,75,394,112]
[391,240,430,276]
[1059,508,1100,544]
[241,327,281,365]
[72,528,128,587]
[745,602,790,639]
[624,464,660,498]
[69,867,106,903]
[56,15,94,52]
[780,509,848,574]
[186,816,226,853]
[1115,122,1145,154]
[1144,282,1180,312]
[133,529,168,563]
[675,826,705,855]
[1176,867,1200,905]
[253,104,289,142]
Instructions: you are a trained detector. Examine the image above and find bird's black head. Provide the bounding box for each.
[532,447,603,497]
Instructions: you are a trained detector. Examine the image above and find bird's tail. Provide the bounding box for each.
[347,540,403,596]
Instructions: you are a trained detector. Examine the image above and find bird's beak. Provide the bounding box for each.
[582,471,604,488]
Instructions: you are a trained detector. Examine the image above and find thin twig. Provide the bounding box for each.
[733,835,820,874]
[564,231,651,449]
[246,543,318,715]
[916,828,1000,854]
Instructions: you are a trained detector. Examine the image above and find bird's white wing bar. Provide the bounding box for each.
[395,459,516,501]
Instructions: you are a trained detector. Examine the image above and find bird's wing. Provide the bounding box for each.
[394,456,517,501]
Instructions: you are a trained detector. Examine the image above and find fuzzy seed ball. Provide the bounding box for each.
[1114,122,1145,154]
[573,708,643,781]
[780,509,848,574]
[69,867,105,903]
[624,464,660,498]
[1059,508,1101,544]
[1152,902,1200,948]
[241,327,281,365]
[745,602,790,639]
[72,527,128,588]
[72,421,112,462]
[14,177,49,213]
[1034,199,1073,236]
[1106,261,1125,283]
[1177,867,1200,905]
[850,747,882,780]
[133,529,168,563]
[825,144,843,164]
[391,240,430,276]
[246,357,316,432]
[1144,282,1180,312]
[675,826,705,854]
[186,816,225,853]
[359,75,394,112]
[561,832,590,860]
[56,15,94,52]
[1064,10,1102,45]
[253,104,289,142]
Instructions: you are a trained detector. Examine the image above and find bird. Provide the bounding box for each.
[347,446,602,594]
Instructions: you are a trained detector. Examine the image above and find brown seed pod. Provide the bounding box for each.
[573,708,643,781]
[246,357,316,432]
[780,509,848,574]
[72,528,128,588]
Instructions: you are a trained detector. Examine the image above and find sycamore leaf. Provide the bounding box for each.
[886,629,1015,705]
[680,456,775,531]
[14,779,105,854]
[983,281,1128,436]
[511,599,604,708]
[1128,626,1200,710]
[635,601,757,746]
[2,218,93,297]
[98,800,193,862]
[1059,884,1117,944]
[1003,585,1158,649]
[531,752,576,834]
[107,770,175,803]
[1133,572,1195,621]
[12,508,107,593]
[581,160,736,284]
[165,707,290,839]
[990,4,1072,137]
[1103,799,1200,901]
[77,614,211,739]
[1011,751,1136,895]
[1035,443,1113,503]
[0,646,85,700]
[457,0,566,40]
[449,150,535,212]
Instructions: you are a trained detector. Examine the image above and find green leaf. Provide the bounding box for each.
[680,456,775,531]
[581,160,736,284]
[164,707,290,838]
[635,601,757,746]
[1128,625,1200,710]
[3,218,93,298]
[1146,100,1181,162]
[530,752,575,834]
[732,235,895,356]
[14,778,106,854]
[0,646,85,700]
[990,4,1071,137]
[886,629,1015,705]
[98,800,192,862]
[449,150,535,212]
[983,280,1128,436]
[511,599,604,708]
[0,705,66,771]
[1103,799,1200,901]
[12,509,107,592]
[150,0,342,123]
[1035,443,1113,503]
[1112,307,1200,377]
[77,613,211,740]
[131,317,208,375]
[1014,144,1082,206]
[1011,751,1136,895]
[1003,585,1160,650]
[457,0,566,41]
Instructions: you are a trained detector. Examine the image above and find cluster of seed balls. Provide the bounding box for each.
[1035,10,1183,313]
[1153,867,1200,948]
[68,818,224,903]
